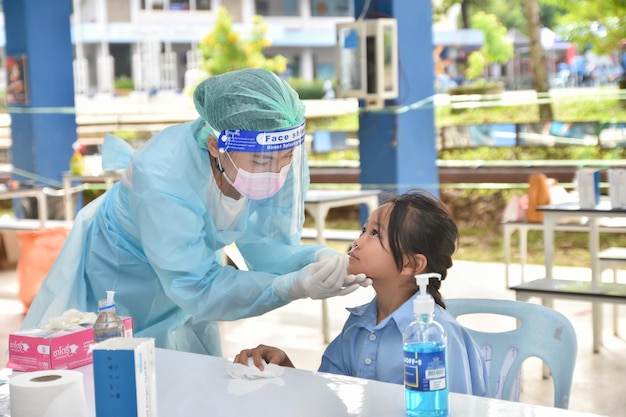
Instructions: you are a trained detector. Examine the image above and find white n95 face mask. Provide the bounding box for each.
[222,152,291,200]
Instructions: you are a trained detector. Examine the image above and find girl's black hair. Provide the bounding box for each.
[383,188,458,309]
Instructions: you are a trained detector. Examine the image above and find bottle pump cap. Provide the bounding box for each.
[413,273,442,315]
[98,291,116,312]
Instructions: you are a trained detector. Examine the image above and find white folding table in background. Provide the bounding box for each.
[537,201,626,353]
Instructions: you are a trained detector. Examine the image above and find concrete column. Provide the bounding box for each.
[4,0,77,187]
[97,0,114,93]
[356,0,439,197]
[301,48,315,81]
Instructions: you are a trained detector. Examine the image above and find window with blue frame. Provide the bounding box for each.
[255,0,300,16]
[140,0,210,11]
[311,0,353,17]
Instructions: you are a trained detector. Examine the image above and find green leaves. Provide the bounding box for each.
[465,12,514,80]
[197,7,287,77]
[549,0,626,55]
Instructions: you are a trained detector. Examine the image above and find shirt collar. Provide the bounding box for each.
[347,295,418,333]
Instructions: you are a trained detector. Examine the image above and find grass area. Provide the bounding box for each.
[436,88,626,126]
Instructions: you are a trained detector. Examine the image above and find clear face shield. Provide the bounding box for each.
[215,121,308,242]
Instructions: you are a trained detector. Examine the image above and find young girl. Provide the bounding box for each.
[234,189,489,396]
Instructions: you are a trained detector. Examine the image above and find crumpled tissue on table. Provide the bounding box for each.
[227,357,284,380]
[40,309,98,330]
[227,358,285,396]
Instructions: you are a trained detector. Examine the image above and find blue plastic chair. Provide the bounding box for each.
[446,298,577,409]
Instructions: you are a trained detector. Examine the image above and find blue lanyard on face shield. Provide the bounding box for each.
[217,121,306,153]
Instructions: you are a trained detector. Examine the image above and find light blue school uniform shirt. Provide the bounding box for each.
[318,296,489,396]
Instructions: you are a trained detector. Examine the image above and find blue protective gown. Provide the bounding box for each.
[22,119,324,355]
[319,297,490,396]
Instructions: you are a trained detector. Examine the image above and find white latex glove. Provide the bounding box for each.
[339,253,373,288]
[314,248,372,287]
[273,254,369,301]
[343,271,373,288]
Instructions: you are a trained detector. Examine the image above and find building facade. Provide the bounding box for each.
[66,0,355,94]
[0,0,479,95]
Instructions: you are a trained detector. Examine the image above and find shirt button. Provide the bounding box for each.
[365,358,372,365]
[369,334,376,341]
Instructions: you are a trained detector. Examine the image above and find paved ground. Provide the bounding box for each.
[2,260,625,416]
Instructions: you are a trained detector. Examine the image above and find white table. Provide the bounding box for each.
[63,348,607,417]
[304,189,380,245]
[62,171,120,221]
[304,189,381,344]
[502,220,626,288]
[0,188,73,230]
[537,201,626,353]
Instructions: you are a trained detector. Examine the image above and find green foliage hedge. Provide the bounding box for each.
[288,78,327,100]
[114,76,134,91]
[439,145,626,161]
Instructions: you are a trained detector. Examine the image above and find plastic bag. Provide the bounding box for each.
[527,174,553,223]
[17,228,69,313]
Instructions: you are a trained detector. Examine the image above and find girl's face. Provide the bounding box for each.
[347,203,400,280]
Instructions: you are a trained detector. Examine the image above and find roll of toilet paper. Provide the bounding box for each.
[9,370,88,417]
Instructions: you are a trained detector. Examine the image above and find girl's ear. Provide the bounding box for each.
[207,135,220,158]
[402,253,427,276]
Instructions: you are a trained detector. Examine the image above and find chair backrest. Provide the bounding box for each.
[445,298,577,409]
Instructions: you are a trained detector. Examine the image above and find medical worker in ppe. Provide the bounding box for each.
[22,68,370,356]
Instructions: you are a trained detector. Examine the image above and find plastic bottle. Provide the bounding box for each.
[403,273,449,417]
[69,142,84,175]
[93,291,125,343]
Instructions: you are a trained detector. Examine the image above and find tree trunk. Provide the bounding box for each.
[523,0,554,121]
[461,0,470,29]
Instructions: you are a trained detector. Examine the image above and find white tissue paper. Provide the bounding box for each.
[9,370,88,417]
[227,357,284,380]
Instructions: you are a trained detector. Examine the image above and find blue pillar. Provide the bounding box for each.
[356,0,438,197]
[4,0,77,187]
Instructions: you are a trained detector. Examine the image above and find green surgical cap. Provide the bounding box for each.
[193,68,305,150]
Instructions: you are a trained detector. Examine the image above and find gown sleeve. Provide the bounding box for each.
[126,151,292,321]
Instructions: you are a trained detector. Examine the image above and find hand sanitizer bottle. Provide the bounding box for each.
[93,291,125,343]
[403,273,449,417]
[69,142,84,175]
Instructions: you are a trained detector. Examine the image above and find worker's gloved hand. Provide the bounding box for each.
[313,248,372,288]
[273,254,370,301]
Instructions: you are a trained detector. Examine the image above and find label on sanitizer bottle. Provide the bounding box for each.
[404,348,446,392]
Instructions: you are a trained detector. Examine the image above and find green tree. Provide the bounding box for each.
[544,0,625,57]
[465,12,514,80]
[198,7,287,77]
[435,0,556,119]
[434,0,562,32]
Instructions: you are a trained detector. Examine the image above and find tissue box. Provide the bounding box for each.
[7,317,133,371]
[93,338,157,417]
[608,168,626,208]
[577,168,601,209]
